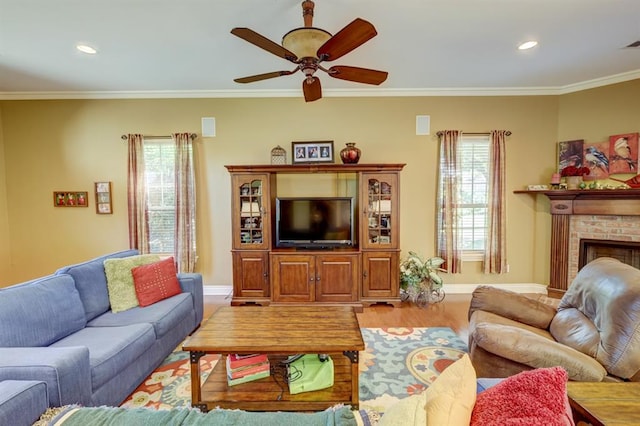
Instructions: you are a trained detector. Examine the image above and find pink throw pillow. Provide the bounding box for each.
[471,367,575,426]
[132,257,181,307]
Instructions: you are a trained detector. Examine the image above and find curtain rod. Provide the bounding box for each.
[436,131,512,137]
[120,133,197,140]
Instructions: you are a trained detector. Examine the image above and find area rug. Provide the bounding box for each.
[358,327,467,413]
[121,327,468,413]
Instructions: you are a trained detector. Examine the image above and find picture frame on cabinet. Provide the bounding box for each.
[291,141,334,164]
[95,181,113,214]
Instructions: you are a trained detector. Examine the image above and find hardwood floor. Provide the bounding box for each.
[203,294,471,344]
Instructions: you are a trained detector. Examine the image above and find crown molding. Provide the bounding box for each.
[0,71,638,100]
[558,69,640,94]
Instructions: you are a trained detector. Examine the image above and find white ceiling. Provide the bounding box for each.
[1,0,640,100]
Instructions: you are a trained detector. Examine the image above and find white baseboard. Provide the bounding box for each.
[444,283,547,294]
[204,285,233,297]
[203,283,547,297]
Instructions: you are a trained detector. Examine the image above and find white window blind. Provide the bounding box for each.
[144,140,175,254]
[457,135,489,257]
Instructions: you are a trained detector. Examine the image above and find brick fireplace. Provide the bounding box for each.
[569,215,640,282]
[516,188,640,297]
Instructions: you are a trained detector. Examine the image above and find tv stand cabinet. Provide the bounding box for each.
[225,164,405,310]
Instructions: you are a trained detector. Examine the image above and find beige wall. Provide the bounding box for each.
[0,81,635,289]
[0,111,10,279]
[558,81,640,152]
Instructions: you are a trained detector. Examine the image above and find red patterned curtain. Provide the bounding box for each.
[484,130,509,274]
[437,130,463,273]
[126,133,150,253]
[172,133,197,273]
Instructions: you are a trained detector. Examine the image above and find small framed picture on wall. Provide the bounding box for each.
[53,191,89,207]
[95,181,113,214]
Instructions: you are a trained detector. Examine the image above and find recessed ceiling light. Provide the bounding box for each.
[518,41,538,50]
[76,44,97,54]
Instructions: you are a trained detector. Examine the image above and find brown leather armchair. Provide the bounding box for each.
[468,257,640,381]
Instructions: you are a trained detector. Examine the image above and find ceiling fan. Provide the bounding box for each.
[230,0,388,102]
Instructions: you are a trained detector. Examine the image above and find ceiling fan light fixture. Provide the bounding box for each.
[76,44,97,54]
[518,40,538,50]
[282,27,331,59]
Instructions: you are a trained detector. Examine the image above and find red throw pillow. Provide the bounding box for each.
[131,257,181,307]
[471,367,574,426]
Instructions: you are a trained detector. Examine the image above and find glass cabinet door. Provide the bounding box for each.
[233,175,269,249]
[362,173,398,249]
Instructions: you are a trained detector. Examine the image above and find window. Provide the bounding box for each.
[444,134,490,259]
[144,139,176,254]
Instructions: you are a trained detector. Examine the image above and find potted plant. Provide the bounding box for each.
[399,251,446,306]
[561,166,590,189]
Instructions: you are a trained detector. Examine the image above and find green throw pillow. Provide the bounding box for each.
[104,254,160,313]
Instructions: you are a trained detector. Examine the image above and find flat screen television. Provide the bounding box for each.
[275,197,355,249]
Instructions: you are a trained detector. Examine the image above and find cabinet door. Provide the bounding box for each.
[232,251,269,299]
[271,254,315,303]
[362,251,399,299]
[315,254,359,303]
[361,173,399,250]
[231,174,270,250]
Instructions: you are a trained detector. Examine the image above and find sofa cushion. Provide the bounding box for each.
[471,366,574,426]
[378,392,426,426]
[0,275,86,347]
[379,354,476,426]
[132,257,181,307]
[424,353,476,425]
[56,249,140,321]
[471,320,607,382]
[469,286,557,329]
[0,380,48,426]
[50,323,155,391]
[88,293,193,339]
[104,254,160,313]
[471,309,556,340]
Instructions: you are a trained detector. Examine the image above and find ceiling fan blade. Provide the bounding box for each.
[303,77,322,102]
[234,69,297,84]
[231,28,298,62]
[327,66,388,85]
[317,18,377,62]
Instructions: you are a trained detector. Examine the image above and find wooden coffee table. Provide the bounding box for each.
[567,382,640,425]
[182,305,365,412]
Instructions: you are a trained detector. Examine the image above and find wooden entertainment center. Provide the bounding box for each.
[226,163,405,311]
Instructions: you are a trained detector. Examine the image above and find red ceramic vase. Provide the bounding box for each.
[340,143,361,164]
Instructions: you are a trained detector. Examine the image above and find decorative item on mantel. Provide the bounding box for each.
[270,145,286,165]
[550,173,561,189]
[610,174,640,189]
[339,142,361,164]
[561,166,590,190]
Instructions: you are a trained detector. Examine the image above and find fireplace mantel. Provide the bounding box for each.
[515,189,640,297]
[514,189,640,216]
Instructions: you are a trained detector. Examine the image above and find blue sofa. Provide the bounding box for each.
[0,249,203,422]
